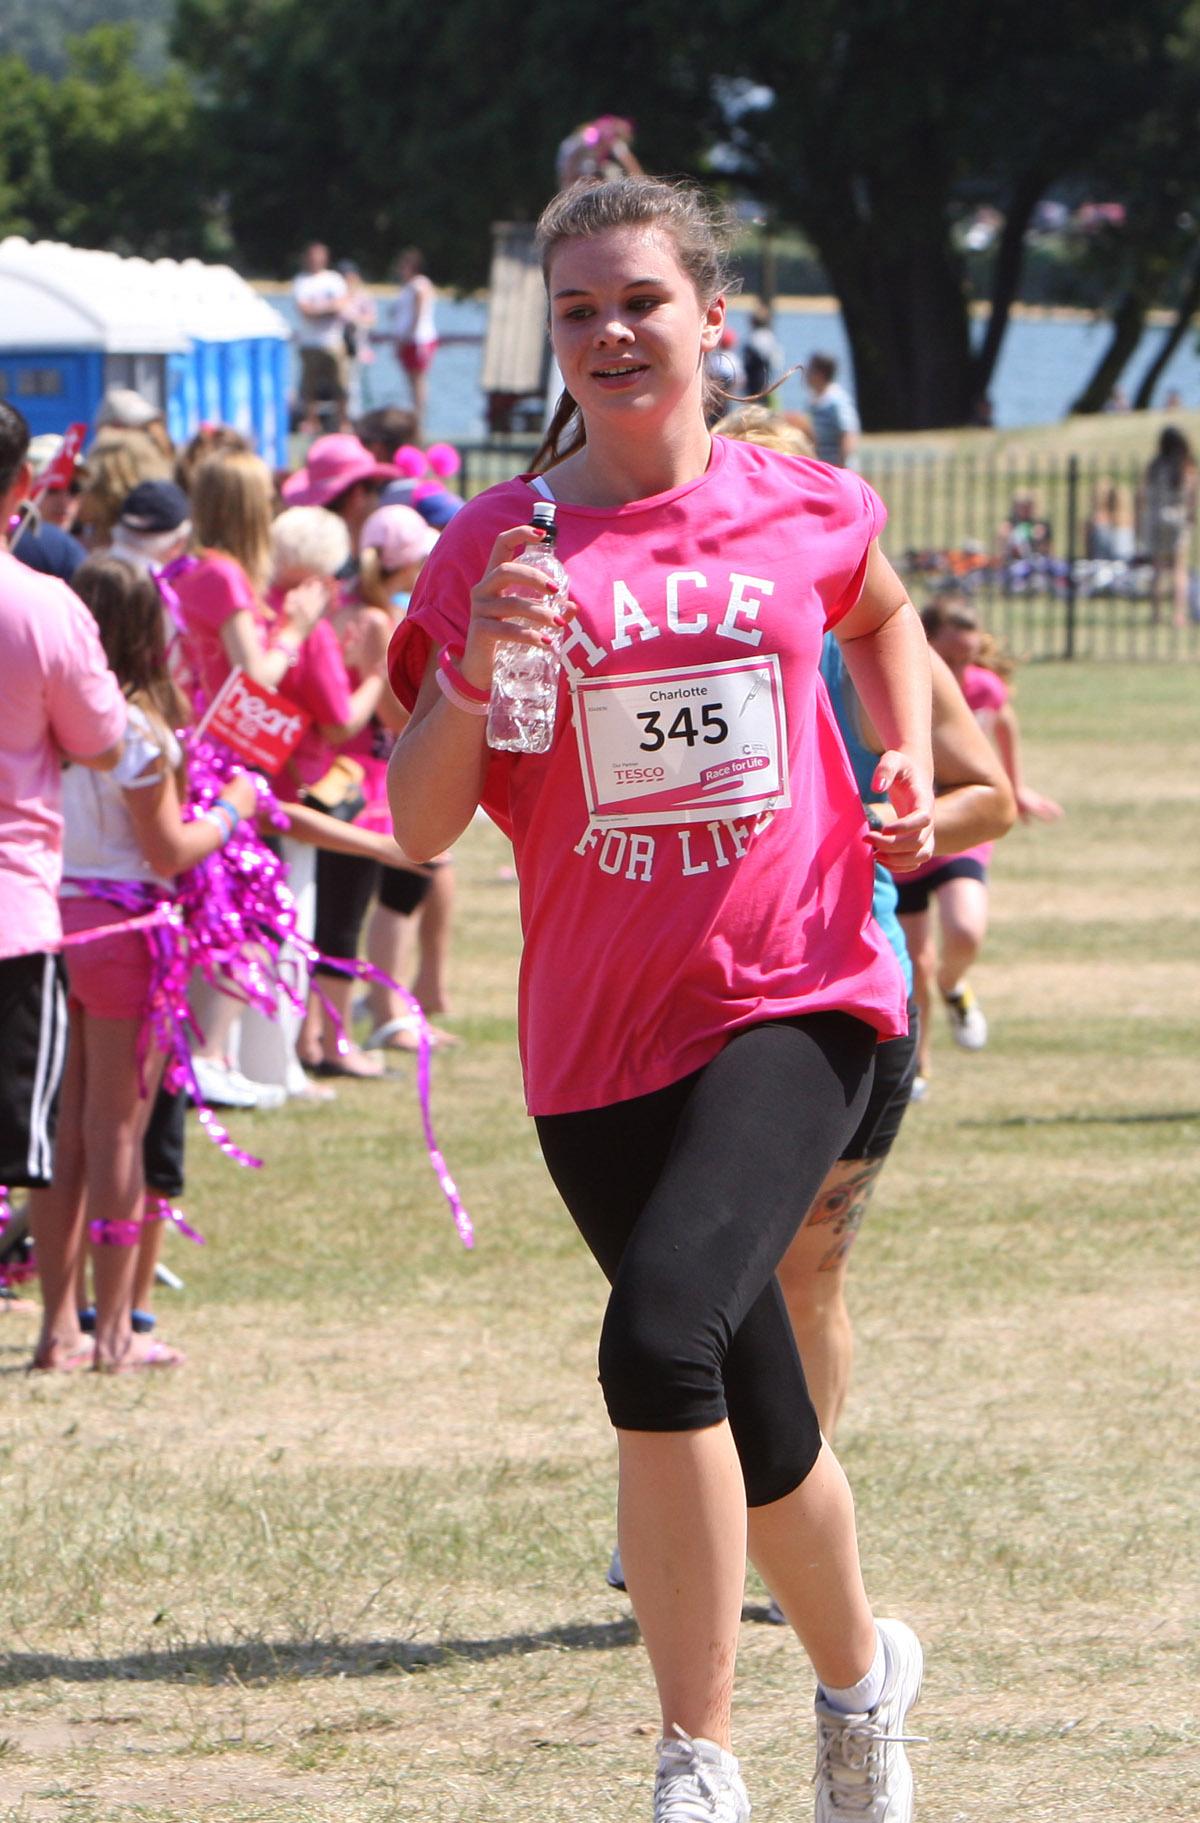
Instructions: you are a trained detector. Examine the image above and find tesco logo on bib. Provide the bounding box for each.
[197,667,311,773]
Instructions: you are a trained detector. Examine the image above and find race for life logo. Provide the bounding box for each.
[197,668,311,772]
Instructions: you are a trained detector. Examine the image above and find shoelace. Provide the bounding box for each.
[654,1726,729,1820]
[813,1712,927,1816]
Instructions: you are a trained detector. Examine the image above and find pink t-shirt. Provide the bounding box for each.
[389,437,907,1115]
[0,552,127,959]
[263,594,354,791]
[905,661,1009,881]
[173,551,264,708]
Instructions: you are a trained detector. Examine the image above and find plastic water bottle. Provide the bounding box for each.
[487,502,567,754]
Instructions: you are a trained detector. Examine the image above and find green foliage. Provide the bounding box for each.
[0,24,223,258]
[0,0,172,80]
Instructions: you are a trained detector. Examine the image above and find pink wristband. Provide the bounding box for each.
[436,644,490,715]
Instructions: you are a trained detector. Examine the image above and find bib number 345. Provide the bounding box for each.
[573,655,790,828]
[636,702,729,750]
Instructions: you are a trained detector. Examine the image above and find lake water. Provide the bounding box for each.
[273,293,1200,443]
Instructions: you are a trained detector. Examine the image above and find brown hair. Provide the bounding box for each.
[76,428,172,543]
[530,177,740,472]
[72,556,191,754]
[190,450,274,592]
[174,424,252,495]
[921,596,1015,685]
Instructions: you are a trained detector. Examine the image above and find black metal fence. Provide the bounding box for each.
[456,441,1200,662]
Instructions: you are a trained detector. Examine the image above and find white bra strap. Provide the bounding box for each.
[528,474,556,502]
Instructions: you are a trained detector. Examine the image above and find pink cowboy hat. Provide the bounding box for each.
[281,434,399,508]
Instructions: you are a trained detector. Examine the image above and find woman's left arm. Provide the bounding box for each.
[833,542,935,871]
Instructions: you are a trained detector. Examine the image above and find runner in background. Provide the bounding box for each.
[898,592,1063,1096]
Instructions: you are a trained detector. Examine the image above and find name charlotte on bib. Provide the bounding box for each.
[388,437,908,1113]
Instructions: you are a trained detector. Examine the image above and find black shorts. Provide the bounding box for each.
[895,855,987,916]
[0,952,68,1188]
[840,1001,919,1160]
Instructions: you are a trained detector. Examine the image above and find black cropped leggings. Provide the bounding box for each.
[535,1012,875,1507]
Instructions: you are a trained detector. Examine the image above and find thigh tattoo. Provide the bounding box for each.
[805,1155,887,1270]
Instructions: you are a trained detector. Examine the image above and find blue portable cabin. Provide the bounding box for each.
[163,258,291,464]
[0,239,291,465]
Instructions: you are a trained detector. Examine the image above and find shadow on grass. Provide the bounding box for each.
[963,1110,1199,1129]
[0,1617,644,1689]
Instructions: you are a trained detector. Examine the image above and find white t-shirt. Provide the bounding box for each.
[61,704,182,890]
[292,270,348,351]
[390,277,437,347]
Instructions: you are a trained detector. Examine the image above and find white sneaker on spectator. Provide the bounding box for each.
[942,983,987,1050]
[190,1057,286,1111]
[655,1727,750,1823]
[814,1618,924,1823]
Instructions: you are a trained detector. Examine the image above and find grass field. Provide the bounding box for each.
[0,661,1196,1822]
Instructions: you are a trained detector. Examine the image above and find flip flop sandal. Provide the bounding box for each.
[306,1052,387,1079]
[101,1339,186,1373]
[364,1017,461,1053]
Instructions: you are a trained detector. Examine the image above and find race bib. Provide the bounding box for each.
[572,656,790,828]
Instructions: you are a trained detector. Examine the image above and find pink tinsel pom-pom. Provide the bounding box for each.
[392,443,428,479]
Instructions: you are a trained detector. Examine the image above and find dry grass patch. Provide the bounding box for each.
[0,662,1195,1821]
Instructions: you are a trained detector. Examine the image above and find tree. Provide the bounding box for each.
[175,0,1200,427]
[715,0,1197,428]
[0,27,219,259]
[171,0,724,280]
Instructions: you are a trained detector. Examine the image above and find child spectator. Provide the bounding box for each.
[28,555,256,1372]
[173,451,326,1108]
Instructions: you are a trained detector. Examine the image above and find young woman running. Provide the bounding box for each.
[387,178,934,1823]
[897,596,1062,1094]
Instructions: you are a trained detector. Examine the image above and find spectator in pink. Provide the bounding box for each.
[261,506,394,1081]
[0,402,127,1358]
[281,433,399,543]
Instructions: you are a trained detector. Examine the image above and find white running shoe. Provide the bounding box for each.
[605,1545,626,1591]
[189,1057,287,1110]
[908,1074,929,1103]
[813,1618,924,1823]
[655,1727,750,1823]
[942,983,988,1050]
[765,1596,787,1625]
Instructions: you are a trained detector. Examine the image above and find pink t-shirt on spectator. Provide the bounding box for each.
[389,436,906,1115]
[172,550,264,708]
[263,592,354,791]
[0,552,127,959]
[904,660,1009,881]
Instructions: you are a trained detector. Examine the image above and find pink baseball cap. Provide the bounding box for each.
[359,504,438,570]
[282,434,399,508]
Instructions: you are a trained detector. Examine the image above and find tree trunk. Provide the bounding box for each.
[1069,285,1148,414]
[804,196,975,430]
[1131,249,1200,409]
[970,174,1046,415]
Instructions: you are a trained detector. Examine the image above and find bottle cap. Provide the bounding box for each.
[531,501,558,532]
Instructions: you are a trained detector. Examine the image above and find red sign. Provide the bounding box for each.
[33,423,88,498]
[196,668,310,773]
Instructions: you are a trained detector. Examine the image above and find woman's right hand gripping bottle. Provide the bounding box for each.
[486,502,567,754]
